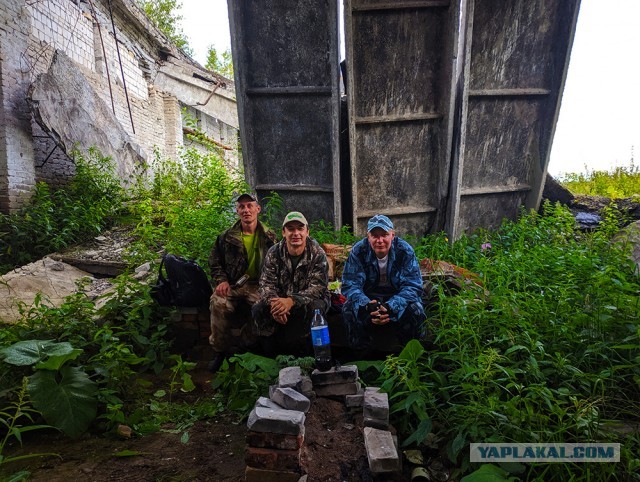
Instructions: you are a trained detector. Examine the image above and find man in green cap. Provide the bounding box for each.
[207,192,277,372]
[252,211,330,356]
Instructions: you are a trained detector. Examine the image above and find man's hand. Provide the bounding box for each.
[273,312,288,325]
[270,297,294,318]
[370,301,391,325]
[214,281,231,297]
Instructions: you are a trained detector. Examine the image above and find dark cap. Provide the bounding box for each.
[367,214,394,233]
[233,191,258,203]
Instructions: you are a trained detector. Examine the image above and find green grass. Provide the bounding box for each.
[560,161,640,198]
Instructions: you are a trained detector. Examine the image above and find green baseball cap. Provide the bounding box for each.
[282,211,308,228]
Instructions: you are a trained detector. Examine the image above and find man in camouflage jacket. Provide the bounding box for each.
[252,211,330,356]
[207,192,277,372]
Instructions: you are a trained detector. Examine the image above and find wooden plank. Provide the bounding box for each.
[450,0,581,238]
[461,183,530,196]
[352,1,449,11]
[354,112,442,125]
[246,86,332,96]
[228,0,341,226]
[255,183,334,192]
[356,205,437,217]
[347,0,460,237]
[468,88,550,97]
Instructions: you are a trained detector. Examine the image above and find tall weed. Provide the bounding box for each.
[0,149,124,274]
[561,161,640,197]
[380,203,640,480]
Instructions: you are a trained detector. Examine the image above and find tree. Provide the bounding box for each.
[205,46,234,79]
[138,0,193,56]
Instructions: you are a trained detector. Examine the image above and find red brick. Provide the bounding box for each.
[246,431,304,450]
[245,466,301,482]
[245,446,301,471]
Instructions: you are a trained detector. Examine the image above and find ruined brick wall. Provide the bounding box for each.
[0,0,239,212]
[0,1,36,212]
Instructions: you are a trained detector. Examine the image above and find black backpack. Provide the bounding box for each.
[150,254,213,307]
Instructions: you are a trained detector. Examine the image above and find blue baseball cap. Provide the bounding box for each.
[367,214,394,233]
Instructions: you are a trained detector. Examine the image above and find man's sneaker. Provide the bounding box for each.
[207,352,226,373]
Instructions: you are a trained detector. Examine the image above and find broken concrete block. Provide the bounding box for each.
[363,427,400,473]
[246,431,304,450]
[256,396,282,410]
[245,466,301,482]
[272,387,311,413]
[246,407,306,436]
[279,366,303,391]
[311,365,358,385]
[345,389,364,408]
[364,389,389,421]
[245,446,301,471]
[314,381,360,397]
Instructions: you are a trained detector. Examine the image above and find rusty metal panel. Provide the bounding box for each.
[346,0,461,236]
[228,0,341,225]
[448,0,580,237]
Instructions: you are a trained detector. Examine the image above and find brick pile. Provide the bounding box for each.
[245,364,401,479]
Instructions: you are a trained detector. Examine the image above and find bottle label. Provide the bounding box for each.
[311,325,330,346]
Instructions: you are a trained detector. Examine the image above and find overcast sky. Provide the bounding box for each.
[180,0,640,178]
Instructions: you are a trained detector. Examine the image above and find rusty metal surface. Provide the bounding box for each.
[228,0,341,226]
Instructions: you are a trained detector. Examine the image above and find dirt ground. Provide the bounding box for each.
[1,364,415,482]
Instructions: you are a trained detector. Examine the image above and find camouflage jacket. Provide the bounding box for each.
[259,237,330,310]
[208,220,277,286]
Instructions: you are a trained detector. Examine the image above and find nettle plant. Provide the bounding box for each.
[376,203,640,481]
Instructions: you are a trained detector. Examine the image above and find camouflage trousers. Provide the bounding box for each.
[209,283,259,353]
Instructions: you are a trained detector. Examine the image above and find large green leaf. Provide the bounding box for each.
[461,464,518,482]
[0,340,77,367]
[27,366,98,438]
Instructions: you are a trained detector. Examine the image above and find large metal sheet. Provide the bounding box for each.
[448,0,580,237]
[345,0,461,236]
[228,0,341,225]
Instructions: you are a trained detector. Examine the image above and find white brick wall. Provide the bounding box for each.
[29,0,94,71]
[1,0,239,212]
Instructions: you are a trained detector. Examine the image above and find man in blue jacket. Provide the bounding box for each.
[341,214,424,354]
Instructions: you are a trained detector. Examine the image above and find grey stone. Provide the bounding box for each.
[269,384,277,398]
[28,51,146,180]
[364,427,399,473]
[271,387,311,413]
[314,381,360,397]
[279,366,303,391]
[246,406,305,436]
[300,375,313,393]
[345,389,364,408]
[311,365,358,386]
[256,396,282,410]
[364,389,389,421]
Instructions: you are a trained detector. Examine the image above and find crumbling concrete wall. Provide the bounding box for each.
[0,0,238,213]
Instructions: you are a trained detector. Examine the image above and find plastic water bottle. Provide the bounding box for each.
[311,309,333,371]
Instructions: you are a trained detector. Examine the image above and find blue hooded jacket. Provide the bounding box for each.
[341,236,423,321]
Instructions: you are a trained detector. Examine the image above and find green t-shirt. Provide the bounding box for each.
[242,232,259,280]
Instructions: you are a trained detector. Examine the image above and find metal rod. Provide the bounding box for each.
[108,0,135,134]
[86,0,115,115]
